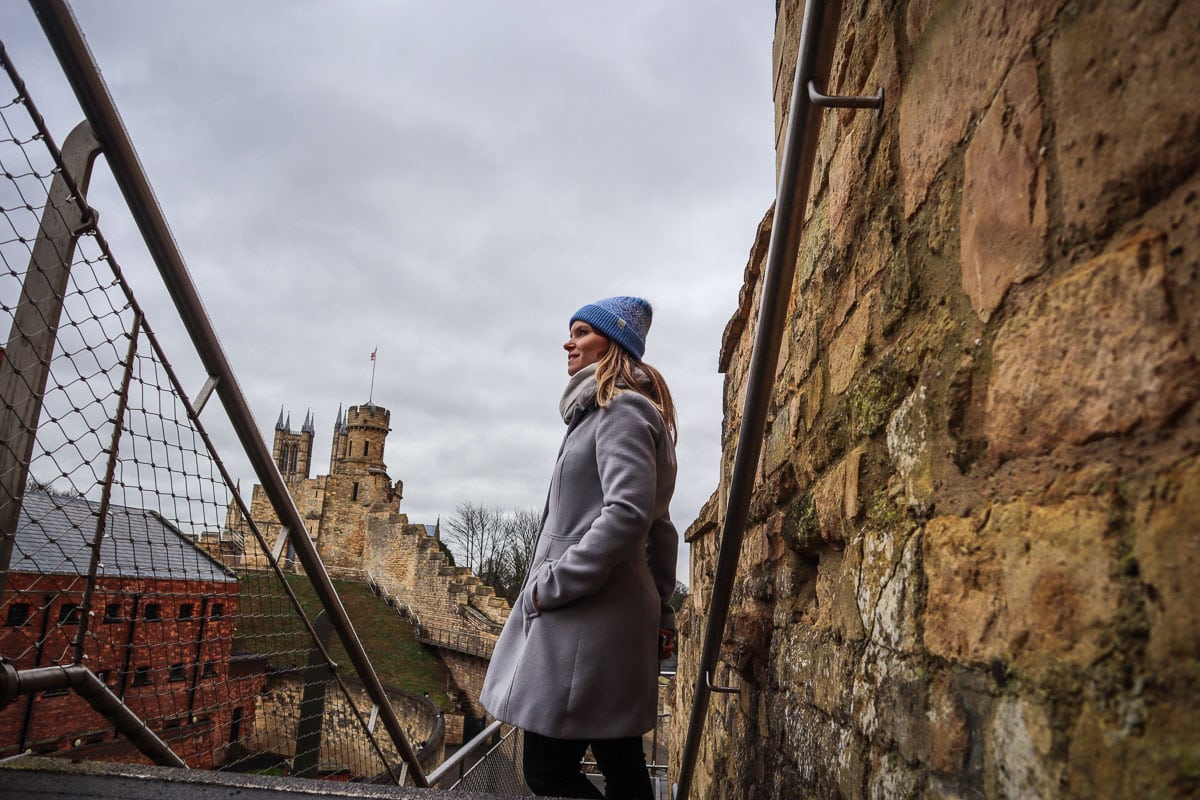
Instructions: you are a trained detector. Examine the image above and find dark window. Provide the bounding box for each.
[143,603,161,621]
[229,706,244,743]
[169,663,186,682]
[6,603,31,627]
[178,603,194,620]
[352,482,360,501]
[132,666,152,686]
[362,441,369,456]
[209,603,224,618]
[57,604,82,625]
[201,661,218,678]
[103,603,122,623]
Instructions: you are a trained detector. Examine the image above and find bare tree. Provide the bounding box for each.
[445,502,542,602]
[443,502,504,579]
[500,507,542,601]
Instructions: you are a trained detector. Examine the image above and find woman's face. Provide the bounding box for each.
[564,321,611,376]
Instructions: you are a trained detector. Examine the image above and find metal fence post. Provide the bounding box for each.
[0,119,100,597]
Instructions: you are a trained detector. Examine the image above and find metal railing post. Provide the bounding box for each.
[673,1,881,797]
[27,0,428,784]
[0,118,100,598]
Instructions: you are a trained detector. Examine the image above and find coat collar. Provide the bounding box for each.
[559,363,599,424]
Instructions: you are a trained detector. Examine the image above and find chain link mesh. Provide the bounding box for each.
[0,42,425,783]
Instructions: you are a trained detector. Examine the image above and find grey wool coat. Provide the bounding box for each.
[480,370,678,740]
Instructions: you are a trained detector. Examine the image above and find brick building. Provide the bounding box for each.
[0,491,266,768]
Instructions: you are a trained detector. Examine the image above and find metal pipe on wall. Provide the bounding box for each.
[26,0,428,785]
[673,0,875,797]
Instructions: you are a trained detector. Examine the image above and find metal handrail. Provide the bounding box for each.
[0,662,186,768]
[27,0,427,785]
[673,1,881,798]
[415,626,495,659]
[426,718,505,787]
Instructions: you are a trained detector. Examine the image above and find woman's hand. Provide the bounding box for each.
[658,627,676,660]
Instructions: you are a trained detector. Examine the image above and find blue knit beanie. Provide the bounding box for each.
[570,296,653,360]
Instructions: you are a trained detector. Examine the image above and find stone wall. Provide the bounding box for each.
[248,673,443,778]
[670,0,1200,797]
[363,512,508,722]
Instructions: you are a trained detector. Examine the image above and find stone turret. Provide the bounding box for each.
[319,402,401,572]
[330,403,348,463]
[335,403,390,474]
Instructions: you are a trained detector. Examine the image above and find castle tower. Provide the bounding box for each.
[271,407,314,483]
[333,402,390,474]
[320,401,400,571]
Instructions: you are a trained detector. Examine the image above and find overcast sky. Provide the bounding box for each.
[2,2,778,582]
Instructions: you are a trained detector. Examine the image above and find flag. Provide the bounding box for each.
[370,349,377,361]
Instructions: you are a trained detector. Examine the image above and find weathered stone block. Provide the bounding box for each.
[1051,0,1200,238]
[923,500,1120,671]
[812,548,864,643]
[814,446,866,544]
[986,696,1058,800]
[856,526,922,653]
[985,231,1199,461]
[899,0,1066,216]
[886,384,933,512]
[960,50,1047,321]
[828,297,872,396]
[851,643,927,763]
[1067,699,1200,800]
[926,674,972,776]
[1133,455,1200,668]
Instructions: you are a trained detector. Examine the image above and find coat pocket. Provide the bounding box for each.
[541,529,584,560]
[521,582,541,622]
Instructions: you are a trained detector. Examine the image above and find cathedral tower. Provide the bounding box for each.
[271,408,314,483]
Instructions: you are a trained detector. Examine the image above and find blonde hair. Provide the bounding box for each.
[594,344,677,442]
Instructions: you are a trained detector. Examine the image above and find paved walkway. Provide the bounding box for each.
[0,756,530,800]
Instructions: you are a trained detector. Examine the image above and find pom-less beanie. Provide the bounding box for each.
[570,296,653,360]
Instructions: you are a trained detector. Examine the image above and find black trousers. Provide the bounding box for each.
[522,729,654,800]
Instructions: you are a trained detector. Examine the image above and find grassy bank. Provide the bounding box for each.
[234,571,453,710]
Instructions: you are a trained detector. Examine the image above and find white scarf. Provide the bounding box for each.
[559,363,599,424]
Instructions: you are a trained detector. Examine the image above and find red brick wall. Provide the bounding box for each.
[0,573,265,768]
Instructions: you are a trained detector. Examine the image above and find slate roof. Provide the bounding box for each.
[12,492,237,583]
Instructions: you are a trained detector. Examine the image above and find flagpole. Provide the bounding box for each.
[369,348,377,403]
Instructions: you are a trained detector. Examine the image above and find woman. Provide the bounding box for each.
[480,295,679,800]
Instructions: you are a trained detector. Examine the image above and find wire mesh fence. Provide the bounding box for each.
[445,723,530,795]
[0,41,432,783]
